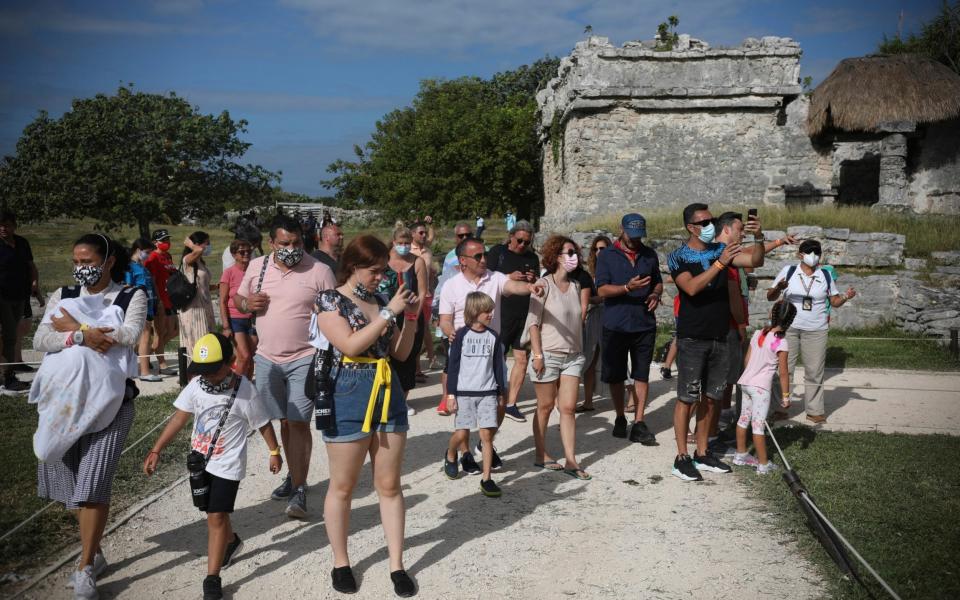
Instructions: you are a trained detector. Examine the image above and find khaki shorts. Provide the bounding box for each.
[528,351,585,384]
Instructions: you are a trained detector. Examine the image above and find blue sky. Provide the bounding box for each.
[0,0,943,195]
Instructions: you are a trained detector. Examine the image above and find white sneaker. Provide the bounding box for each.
[407,406,417,416]
[66,550,107,588]
[73,565,99,599]
[732,452,760,467]
[757,462,780,475]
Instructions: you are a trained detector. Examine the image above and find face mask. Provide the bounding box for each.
[394,244,411,256]
[561,254,579,272]
[698,222,716,244]
[202,245,212,257]
[802,252,820,267]
[275,246,304,267]
[74,264,104,287]
[156,241,171,253]
[139,250,150,262]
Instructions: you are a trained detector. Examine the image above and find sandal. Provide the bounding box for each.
[533,460,563,471]
[574,405,595,413]
[563,468,592,481]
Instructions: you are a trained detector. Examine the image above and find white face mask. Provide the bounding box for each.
[802,252,820,267]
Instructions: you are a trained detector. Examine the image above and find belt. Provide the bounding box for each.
[341,356,392,433]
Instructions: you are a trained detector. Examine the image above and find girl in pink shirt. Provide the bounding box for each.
[734,300,797,474]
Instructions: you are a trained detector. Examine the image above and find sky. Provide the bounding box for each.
[0,0,944,196]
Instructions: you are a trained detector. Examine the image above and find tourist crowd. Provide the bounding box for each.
[0,204,860,599]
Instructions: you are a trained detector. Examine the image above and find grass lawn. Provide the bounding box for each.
[825,324,960,371]
[742,429,960,600]
[0,393,190,581]
[576,204,960,258]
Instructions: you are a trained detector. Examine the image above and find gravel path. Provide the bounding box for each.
[20,366,826,599]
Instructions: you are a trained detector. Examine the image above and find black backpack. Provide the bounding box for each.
[166,262,198,312]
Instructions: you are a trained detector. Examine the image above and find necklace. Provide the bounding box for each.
[199,374,235,394]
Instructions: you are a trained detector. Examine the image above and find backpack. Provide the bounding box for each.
[784,265,833,290]
[166,262,198,312]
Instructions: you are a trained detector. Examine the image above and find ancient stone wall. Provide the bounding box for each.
[908,119,960,215]
[538,36,829,230]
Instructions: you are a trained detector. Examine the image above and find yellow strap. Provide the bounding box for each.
[342,356,392,433]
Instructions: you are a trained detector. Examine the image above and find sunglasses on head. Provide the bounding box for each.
[689,219,713,227]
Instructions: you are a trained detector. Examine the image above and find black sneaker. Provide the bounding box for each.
[0,377,30,395]
[693,450,733,474]
[612,415,628,438]
[480,478,502,497]
[475,442,503,470]
[14,364,35,373]
[390,570,417,597]
[460,452,481,475]
[717,427,737,444]
[660,366,672,379]
[331,566,358,594]
[707,437,733,457]
[672,454,703,481]
[628,421,657,445]
[271,474,292,500]
[503,404,526,422]
[443,452,459,479]
[222,533,244,569]
[203,574,223,600]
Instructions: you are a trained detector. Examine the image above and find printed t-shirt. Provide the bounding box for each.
[667,242,729,340]
[438,270,509,333]
[174,375,271,481]
[771,264,840,332]
[738,330,789,391]
[487,244,540,326]
[219,264,248,319]
[451,327,501,393]
[144,250,175,310]
[239,253,336,363]
[595,242,662,333]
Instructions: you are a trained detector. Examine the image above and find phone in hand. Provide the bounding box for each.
[747,208,758,221]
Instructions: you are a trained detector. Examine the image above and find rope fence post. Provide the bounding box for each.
[177,346,188,387]
[950,328,959,360]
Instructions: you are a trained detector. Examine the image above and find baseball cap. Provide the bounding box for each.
[151,228,171,242]
[621,213,647,239]
[188,333,234,376]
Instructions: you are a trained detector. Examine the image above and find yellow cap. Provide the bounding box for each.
[189,333,233,375]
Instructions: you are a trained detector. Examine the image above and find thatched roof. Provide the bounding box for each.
[807,54,960,137]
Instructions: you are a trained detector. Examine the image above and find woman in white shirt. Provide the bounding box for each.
[767,239,856,424]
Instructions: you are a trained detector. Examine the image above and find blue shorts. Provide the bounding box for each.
[229,317,258,336]
[254,354,314,422]
[322,364,409,443]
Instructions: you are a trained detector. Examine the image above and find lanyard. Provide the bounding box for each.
[797,270,817,296]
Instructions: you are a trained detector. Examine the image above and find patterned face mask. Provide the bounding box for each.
[353,282,374,301]
[275,246,304,267]
[73,264,104,287]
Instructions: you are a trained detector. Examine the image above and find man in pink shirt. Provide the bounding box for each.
[234,215,336,519]
[438,238,543,470]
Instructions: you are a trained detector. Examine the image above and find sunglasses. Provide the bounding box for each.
[514,238,531,246]
[563,249,578,256]
[456,233,472,239]
[595,245,608,251]
[689,219,713,227]
[464,252,485,262]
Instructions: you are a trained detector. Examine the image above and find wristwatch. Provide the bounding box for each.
[379,308,397,323]
[72,330,84,346]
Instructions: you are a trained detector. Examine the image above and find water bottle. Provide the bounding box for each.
[186,450,210,510]
[314,387,333,431]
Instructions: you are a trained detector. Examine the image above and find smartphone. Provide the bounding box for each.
[747,208,758,221]
[403,268,416,296]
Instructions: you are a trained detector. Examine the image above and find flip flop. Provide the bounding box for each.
[534,460,563,471]
[574,405,595,413]
[563,468,592,481]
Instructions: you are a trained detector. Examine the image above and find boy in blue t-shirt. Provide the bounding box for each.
[443,292,508,497]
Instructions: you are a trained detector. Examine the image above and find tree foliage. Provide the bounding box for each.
[879,1,960,75]
[2,85,278,238]
[322,57,560,222]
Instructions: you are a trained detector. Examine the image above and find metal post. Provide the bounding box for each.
[950,328,959,360]
[178,346,188,387]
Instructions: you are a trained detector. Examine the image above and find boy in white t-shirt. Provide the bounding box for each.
[144,333,282,600]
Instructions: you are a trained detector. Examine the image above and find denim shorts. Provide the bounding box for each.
[676,337,730,404]
[229,317,258,336]
[322,364,410,443]
[528,351,586,384]
[254,354,314,422]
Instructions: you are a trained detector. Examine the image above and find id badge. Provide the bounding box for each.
[802,296,813,311]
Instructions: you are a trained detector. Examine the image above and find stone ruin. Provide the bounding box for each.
[536,35,960,230]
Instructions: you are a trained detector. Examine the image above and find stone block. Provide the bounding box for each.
[904,258,928,270]
[787,225,823,238]
[931,251,960,266]
[824,228,850,240]
[935,266,960,275]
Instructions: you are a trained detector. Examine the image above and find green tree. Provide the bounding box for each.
[322,57,560,222]
[3,85,278,238]
[879,1,960,74]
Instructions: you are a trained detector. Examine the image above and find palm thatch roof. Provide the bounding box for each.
[807,54,960,137]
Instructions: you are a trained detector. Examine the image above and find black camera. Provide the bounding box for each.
[186,450,210,510]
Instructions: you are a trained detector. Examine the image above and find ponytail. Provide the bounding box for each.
[770,300,797,338]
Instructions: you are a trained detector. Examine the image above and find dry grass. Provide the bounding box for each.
[574,205,960,258]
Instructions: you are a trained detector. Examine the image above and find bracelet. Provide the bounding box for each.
[713,260,726,270]
[403,312,419,321]
[532,354,544,360]
[269,446,282,456]
[148,450,159,456]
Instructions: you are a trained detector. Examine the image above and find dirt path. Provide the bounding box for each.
[20,365,831,599]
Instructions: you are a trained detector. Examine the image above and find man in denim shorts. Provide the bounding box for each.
[667,203,767,482]
[234,215,336,518]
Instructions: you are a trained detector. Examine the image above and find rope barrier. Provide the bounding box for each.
[0,411,176,545]
[765,420,903,600]
[0,353,180,368]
